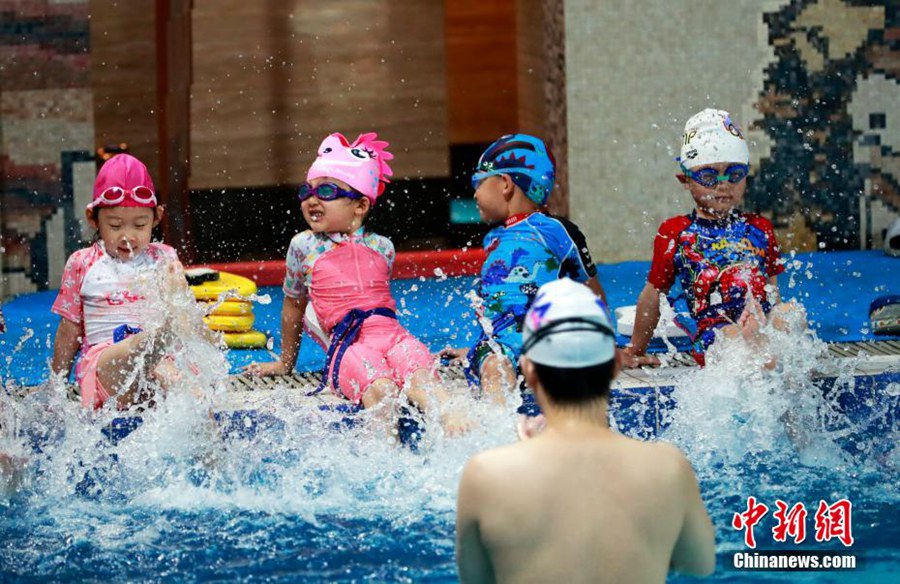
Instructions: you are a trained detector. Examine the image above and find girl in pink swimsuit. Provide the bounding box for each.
[247,132,468,434]
[50,154,199,410]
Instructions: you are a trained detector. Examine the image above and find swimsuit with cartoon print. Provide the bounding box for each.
[648,210,784,361]
[468,212,596,378]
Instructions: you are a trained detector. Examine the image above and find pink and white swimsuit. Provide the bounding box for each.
[52,241,178,408]
[284,228,435,403]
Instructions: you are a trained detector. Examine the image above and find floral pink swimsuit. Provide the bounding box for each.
[52,242,178,408]
[284,228,435,403]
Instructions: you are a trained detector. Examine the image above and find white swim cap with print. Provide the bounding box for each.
[680,108,750,169]
[522,278,615,368]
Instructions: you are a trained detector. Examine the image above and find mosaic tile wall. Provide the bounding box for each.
[566,0,899,262]
[748,0,898,251]
[0,0,93,299]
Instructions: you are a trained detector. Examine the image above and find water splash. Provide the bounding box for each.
[660,315,899,555]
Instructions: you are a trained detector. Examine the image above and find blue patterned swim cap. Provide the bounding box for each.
[471,134,556,205]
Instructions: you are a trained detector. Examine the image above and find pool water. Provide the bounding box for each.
[1,251,898,582]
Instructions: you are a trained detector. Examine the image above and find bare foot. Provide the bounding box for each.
[440,406,474,437]
[738,297,765,341]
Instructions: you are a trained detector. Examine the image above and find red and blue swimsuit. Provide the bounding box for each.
[647,210,784,364]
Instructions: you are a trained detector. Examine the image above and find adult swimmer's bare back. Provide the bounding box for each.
[457,418,715,583]
[455,278,715,584]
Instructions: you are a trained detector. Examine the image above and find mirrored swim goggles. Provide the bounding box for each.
[298,182,364,202]
[678,160,749,188]
[87,185,157,209]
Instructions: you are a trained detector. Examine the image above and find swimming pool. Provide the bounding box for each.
[1,250,898,582]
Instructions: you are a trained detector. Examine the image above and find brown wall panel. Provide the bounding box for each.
[190,0,449,189]
[516,0,545,136]
[445,0,517,144]
[517,0,567,215]
[91,0,159,179]
[158,0,193,258]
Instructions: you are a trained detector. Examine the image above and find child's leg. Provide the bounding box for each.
[403,368,472,436]
[480,353,518,406]
[715,299,778,369]
[736,296,766,341]
[359,378,401,435]
[386,330,473,435]
[335,341,395,404]
[768,301,807,334]
[468,335,519,405]
[714,297,766,344]
[95,324,176,409]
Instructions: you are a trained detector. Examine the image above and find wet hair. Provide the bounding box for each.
[532,359,615,404]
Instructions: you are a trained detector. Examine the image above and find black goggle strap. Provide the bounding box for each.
[521,317,616,355]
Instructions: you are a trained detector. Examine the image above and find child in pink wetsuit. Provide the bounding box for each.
[51,154,198,410]
[247,133,468,435]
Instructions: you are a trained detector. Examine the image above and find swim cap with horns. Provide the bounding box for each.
[306,132,394,203]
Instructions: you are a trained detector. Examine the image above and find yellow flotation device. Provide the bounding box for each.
[222,330,268,349]
[186,268,268,349]
[203,313,255,333]
[189,270,257,302]
[200,300,254,316]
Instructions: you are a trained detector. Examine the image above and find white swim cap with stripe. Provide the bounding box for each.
[522,278,615,368]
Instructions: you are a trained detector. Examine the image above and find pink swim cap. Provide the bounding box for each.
[88,154,157,210]
[306,132,394,203]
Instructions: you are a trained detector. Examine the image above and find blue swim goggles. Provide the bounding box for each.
[298,182,364,202]
[679,162,749,188]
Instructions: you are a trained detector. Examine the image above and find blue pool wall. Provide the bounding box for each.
[1,250,898,387]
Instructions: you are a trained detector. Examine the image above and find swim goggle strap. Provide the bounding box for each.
[521,317,616,356]
[298,182,365,202]
[677,159,749,188]
[87,185,157,209]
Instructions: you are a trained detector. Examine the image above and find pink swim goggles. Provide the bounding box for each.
[87,185,157,210]
[87,153,158,210]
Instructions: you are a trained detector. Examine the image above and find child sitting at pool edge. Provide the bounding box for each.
[441,134,606,404]
[246,132,469,435]
[51,153,208,410]
[622,108,805,368]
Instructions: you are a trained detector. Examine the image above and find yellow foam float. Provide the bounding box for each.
[222,330,268,349]
[187,268,268,349]
[189,270,257,302]
[203,313,255,333]
[201,300,254,317]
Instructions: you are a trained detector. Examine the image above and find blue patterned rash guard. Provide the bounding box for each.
[469,211,596,372]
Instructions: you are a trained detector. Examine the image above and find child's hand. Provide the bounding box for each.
[516,414,546,440]
[439,347,467,364]
[244,360,291,377]
[621,346,661,368]
[160,261,191,305]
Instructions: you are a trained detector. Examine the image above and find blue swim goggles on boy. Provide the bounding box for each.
[679,161,749,188]
[298,182,364,202]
